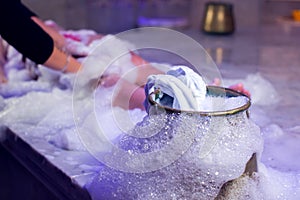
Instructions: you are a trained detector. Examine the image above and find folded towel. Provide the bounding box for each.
[144,66,207,112]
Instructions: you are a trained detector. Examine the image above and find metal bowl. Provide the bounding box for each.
[148,85,251,116]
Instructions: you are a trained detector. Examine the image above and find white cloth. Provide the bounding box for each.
[167,66,207,108]
[147,66,207,111]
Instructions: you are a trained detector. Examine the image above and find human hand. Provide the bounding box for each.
[0,71,7,83]
[62,32,104,57]
[0,76,7,83]
[211,78,251,97]
[98,73,121,88]
[228,83,251,97]
[0,64,7,83]
[130,51,149,67]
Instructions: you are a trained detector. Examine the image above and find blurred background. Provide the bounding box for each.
[22,0,300,34]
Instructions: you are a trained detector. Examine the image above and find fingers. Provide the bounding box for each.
[111,80,146,110]
[86,34,104,45]
[211,78,251,97]
[98,73,121,88]
[0,74,7,84]
[130,51,149,67]
[212,78,221,86]
[0,65,7,83]
[229,83,243,91]
[229,83,251,97]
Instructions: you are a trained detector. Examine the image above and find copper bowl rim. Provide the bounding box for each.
[147,85,251,116]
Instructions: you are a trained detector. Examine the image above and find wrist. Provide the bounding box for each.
[44,45,81,73]
[60,54,70,72]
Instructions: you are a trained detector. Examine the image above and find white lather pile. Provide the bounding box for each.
[0,31,299,200]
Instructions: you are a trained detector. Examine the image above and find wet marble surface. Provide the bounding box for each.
[1,22,300,199]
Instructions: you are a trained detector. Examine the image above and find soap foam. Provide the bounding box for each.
[0,32,299,200]
[87,109,263,200]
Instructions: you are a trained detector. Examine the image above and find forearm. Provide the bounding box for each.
[0,38,7,83]
[122,65,164,87]
[135,65,163,86]
[43,45,81,73]
[31,16,66,50]
[112,78,146,110]
[129,52,164,86]
[0,64,7,83]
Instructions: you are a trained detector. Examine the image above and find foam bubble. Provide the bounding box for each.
[200,96,249,112]
[87,109,263,199]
